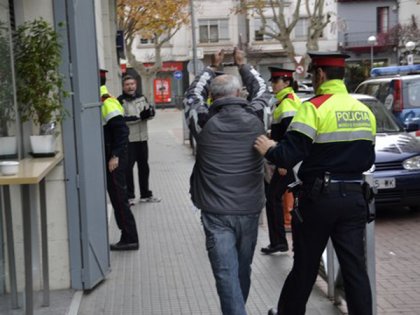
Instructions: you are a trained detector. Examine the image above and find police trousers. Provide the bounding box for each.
[277,183,372,315]
[265,169,294,246]
[106,152,139,244]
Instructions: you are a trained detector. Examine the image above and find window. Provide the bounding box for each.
[406,79,420,108]
[377,7,389,33]
[295,18,308,39]
[198,19,229,43]
[139,37,155,45]
[254,18,279,41]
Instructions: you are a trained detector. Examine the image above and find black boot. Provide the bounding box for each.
[261,243,289,254]
[110,240,139,251]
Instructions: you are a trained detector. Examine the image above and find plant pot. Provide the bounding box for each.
[30,135,56,155]
[0,136,17,157]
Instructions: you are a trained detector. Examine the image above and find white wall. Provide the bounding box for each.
[97,0,122,96]
[95,0,105,70]
[399,1,420,26]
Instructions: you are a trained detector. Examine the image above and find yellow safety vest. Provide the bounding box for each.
[272,87,301,124]
[289,80,376,143]
[101,85,124,125]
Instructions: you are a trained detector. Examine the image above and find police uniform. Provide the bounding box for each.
[101,85,139,250]
[265,53,376,315]
[262,68,301,254]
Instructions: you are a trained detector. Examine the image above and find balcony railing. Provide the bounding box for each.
[340,31,397,50]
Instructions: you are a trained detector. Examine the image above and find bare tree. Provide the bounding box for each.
[236,0,332,67]
[389,15,420,49]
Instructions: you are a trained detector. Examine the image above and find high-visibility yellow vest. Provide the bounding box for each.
[101,85,124,125]
[289,80,376,143]
[272,87,301,124]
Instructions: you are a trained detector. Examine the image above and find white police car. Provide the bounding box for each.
[354,65,420,138]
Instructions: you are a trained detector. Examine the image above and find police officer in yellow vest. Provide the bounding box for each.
[100,69,139,251]
[254,52,376,315]
[261,67,301,254]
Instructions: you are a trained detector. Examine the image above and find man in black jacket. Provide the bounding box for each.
[100,70,139,251]
[184,48,270,315]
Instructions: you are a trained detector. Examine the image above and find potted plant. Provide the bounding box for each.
[13,18,67,155]
[0,20,17,158]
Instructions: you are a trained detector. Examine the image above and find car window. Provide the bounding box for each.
[376,82,392,104]
[405,79,420,108]
[359,98,403,133]
[361,83,380,98]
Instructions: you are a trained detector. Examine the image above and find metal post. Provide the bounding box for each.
[326,239,335,299]
[370,45,373,70]
[189,0,198,75]
[2,186,18,308]
[21,184,33,315]
[364,173,377,315]
[368,36,376,71]
[39,179,50,306]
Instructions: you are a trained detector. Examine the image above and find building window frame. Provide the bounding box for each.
[198,19,230,43]
[139,37,155,45]
[294,17,309,40]
[253,17,279,42]
[377,6,389,34]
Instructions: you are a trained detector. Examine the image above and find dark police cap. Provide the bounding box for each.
[307,52,350,70]
[268,67,294,81]
[99,69,108,78]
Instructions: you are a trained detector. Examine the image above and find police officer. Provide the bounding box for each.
[254,52,376,315]
[261,67,301,254]
[100,69,139,251]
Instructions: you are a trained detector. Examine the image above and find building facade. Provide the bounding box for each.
[129,0,338,102]
[337,0,399,66]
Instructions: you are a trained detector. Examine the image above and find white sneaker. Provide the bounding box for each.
[140,196,161,203]
[128,198,138,205]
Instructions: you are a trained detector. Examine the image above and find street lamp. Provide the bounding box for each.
[368,35,377,69]
[405,41,416,65]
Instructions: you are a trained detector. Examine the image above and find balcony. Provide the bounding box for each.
[340,31,397,53]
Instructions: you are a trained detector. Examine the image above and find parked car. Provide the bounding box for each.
[352,94,420,210]
[354,65,420,137]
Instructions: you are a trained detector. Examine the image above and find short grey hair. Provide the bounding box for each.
[210,74,241,100]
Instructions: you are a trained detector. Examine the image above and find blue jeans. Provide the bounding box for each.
[201,212,259,315]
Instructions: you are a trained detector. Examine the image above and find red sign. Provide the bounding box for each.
[295,65,304,74]
[154,79,171,103]
[144,62,183,72]
[120,63,127,74]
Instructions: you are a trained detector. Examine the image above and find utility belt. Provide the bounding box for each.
[287,172,376,223]
[303,172,365,195]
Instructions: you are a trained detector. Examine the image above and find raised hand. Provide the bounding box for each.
[233,47,246,66]
[211,49,225,67]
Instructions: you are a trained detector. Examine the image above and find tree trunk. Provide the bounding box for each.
[141,74,156,104]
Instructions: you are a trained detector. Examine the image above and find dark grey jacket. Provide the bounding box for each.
[184,65,270,215]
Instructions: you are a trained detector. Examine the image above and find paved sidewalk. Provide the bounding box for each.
[77,108,342,315]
